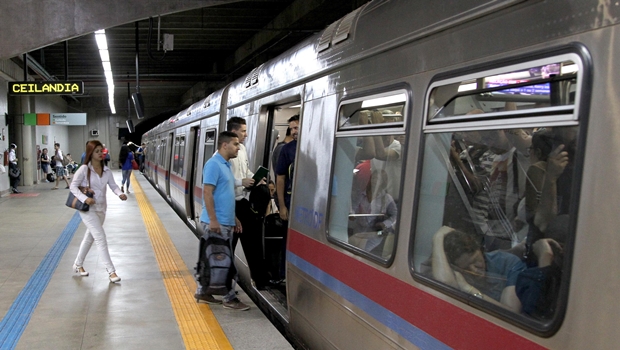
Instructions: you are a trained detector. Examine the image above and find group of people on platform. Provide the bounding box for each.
[62,116,293,313]
[194,115,299,310]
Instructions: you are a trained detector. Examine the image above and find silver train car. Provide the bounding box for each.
[143,0,620,348]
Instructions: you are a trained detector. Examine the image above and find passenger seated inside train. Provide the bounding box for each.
[524,128,571,263]
[448,128,531,250]
[431,226,562,317]
[348,162,397,256]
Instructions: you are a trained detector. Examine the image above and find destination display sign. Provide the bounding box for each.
[8,81,84,95]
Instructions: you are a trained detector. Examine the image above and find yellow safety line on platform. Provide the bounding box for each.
[131,174,233,350]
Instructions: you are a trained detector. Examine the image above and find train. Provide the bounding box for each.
[141,0,620,348]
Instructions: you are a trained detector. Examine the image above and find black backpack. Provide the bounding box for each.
[195,235,234,296]
[249,184,271,219]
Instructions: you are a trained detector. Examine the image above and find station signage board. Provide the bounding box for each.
[23,113,87,126]
[8,81,84,95]
[51,113,87,125]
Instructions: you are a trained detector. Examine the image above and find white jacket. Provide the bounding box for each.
[70,162,123,212]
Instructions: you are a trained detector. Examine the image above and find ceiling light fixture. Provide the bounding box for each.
[95,29,116,114]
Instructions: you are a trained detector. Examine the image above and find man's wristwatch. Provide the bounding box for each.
[473,292,483,299]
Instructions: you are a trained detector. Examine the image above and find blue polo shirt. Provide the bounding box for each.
[200,153,236,226]
[275,139,297,210]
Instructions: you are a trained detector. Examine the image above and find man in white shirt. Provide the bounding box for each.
[227,117,269,288]
[8,143,21,193]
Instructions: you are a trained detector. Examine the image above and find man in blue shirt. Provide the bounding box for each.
[197,131,250,311]
[275,115,299,221]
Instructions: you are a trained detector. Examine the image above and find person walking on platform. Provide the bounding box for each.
[102,144,110,167]
[71,140,127,283]
[52,143,70,190]
[119,142,134,193]
[41,148,51,180]
[196,131,250,311]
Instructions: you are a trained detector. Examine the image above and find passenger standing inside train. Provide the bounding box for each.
[136,143,146,173]
[276,115,299,221]
[275,115,300,282]
[196,131,250,310]
[227,117,270,289]
[52,143,71,190]
[71,140,127,283]
[271,127,292,175]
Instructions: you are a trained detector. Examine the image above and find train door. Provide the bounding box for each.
[257,100,300,306]
[165,132,174,200]
[185,126,200,227]
[192,129,217,231]
[154,137,161,188]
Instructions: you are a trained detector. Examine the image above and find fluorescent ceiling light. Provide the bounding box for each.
[99,49,109,62]
[95,29,115,114]
[95,34,108,50]
[458,83,477,92]
[561,64,577,74]
[361,94,406,108]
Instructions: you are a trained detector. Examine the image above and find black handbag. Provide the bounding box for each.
[66,168,93,211]
[8,165,20,178]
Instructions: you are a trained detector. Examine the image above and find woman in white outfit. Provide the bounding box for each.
[71,140,127,282]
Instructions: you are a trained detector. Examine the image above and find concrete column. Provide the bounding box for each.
[16,96,36,186]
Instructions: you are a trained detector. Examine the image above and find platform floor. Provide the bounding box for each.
[0,171,292,350]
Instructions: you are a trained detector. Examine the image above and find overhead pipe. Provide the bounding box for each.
[132,21,145,119]
[23,53,27,81]
[64,41,69,80]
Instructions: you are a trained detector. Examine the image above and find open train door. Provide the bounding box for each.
[165,132,174,200]
[185,126,200,228]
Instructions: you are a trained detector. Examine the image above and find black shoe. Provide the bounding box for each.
[11,187,21,194]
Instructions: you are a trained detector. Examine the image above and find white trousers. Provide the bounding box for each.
[74,210,116,273]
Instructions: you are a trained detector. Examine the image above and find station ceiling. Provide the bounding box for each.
[12,0,367,121]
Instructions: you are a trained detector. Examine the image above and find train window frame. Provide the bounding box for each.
[424,53,584,133]
[409,46,592,337]
[326,88,409,266]
[337,91,407,132]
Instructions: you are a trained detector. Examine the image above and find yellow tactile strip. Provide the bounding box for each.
[131,174,233,350]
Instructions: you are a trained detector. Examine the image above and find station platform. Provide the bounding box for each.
[0,171,293,350]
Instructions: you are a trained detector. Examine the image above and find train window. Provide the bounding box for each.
[173,136,181,174]
[179,135,186,176]
[328,91,407,262]
[412,53,586,333]
[203,131,216,165]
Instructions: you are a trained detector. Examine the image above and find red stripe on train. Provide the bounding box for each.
[288,230,545,350]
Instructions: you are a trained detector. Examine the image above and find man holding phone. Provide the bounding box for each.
[227,117,269,289]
